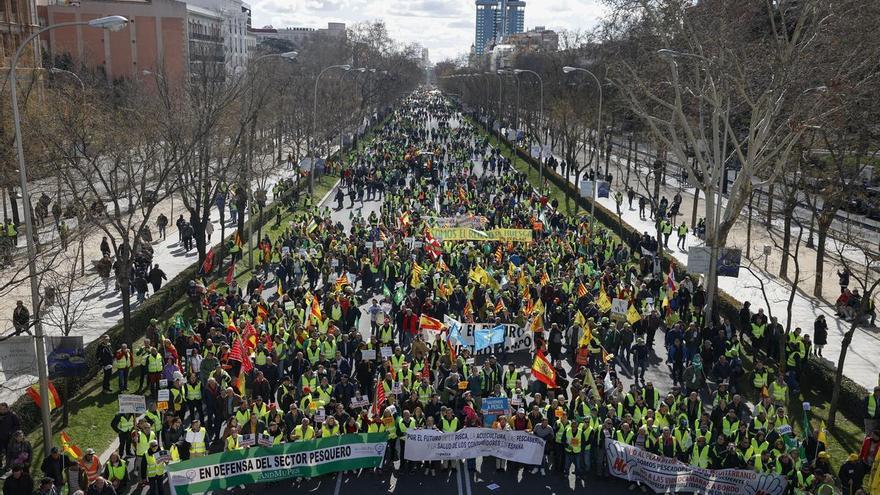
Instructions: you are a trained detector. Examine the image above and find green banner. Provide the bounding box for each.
[167,433,388,495]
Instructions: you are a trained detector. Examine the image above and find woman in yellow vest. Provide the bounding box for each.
[102,452,128,493]
[225,425,242,451]
[142,440,167,495]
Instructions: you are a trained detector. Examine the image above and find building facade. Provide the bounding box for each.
[250,21,345,50]
[474,0,524,55]
[0,0,40,70]
[502,26,557,52]
[185,4,224,76]
[43,0,189,83]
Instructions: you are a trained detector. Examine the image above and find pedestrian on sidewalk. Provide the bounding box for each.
[638,196,646,220]
[627,187,635,210]
[12,300,29,335]
[175,215,186,242]
[839,268,851,291]
[97,335,114,393]
[148,264,167,293]
[676,222,688,250]
[205,221,214,242]
[156,214,168,241]
[614,191,623,216]
[813,315,827,357]
[181,223,193,252]
[99,237,111,258]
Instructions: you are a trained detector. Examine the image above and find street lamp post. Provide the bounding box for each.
[311,64,351,195]
[499,70,520,130]
[241,51,297,269]
[8,15,129,456]
[513,69,544,180]
[563,66,603,235]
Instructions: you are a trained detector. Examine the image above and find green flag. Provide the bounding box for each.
[394,285,406,305]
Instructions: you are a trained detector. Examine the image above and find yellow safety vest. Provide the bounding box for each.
[226,435,241,451]
[115,355,130,370]
[293,425,315,440]
[136,431,157,456]
[145,453,165,477]
[117,415,134,432]
[565,424,584,453]
[321,424,340,437]
[441,417,458,432]
[187,428,206,456]
[186,383,202,400]
[107,460,126,482]
[147,354,163,373]
[691,445,710,468]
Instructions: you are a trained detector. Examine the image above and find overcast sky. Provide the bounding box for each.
[249,0,606,62]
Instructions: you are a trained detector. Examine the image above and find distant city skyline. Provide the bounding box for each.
[247,0,606,62]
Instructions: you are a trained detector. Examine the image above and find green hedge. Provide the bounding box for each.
[471,112,866,423]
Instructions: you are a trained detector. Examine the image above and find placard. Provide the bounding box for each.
[610,298,629,315]
[458,380,469,390]
[157,388,170,411]
[284,302,296,312]
[375,241,385,248]
[155,450,172,463]
[118,394,146,414]
[258,434,273,447]
[391,382,402,395]
[361,349,376,361]
[315,408,326,423]
[350,396,370,409]
[380,346,393,358]
[239,434,256,448]
[159,379,168,389]
[481,397,509,424]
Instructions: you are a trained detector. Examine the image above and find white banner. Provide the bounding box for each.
[450,323,533,356]
[605,441,787,495]
[404,427,545,465]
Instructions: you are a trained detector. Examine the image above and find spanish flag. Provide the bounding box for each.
[59,431,83,461]
[494,298,506,314]
[531,350,556,388]
[419,314,444,332]
[310,297,323,322]
[27,381,61,411]
[256,305,269,323]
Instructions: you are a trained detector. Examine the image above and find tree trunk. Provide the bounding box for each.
[828,324,858,428]
[8,186,20,225]
[779,209,792,280]
[692,187,700,228]
[625,137,633,188]
[765,184,774,228]
[813,218,831,298]
[118,246,133,335]
[746,191,754,259]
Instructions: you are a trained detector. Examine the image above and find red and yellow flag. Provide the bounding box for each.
[494,298,506,314]
[531,350,556,388]
[27,381,61,411]
[577,282,588,298]
[335,273,350,292]
[419,314,444,332]
[60,431,83,461]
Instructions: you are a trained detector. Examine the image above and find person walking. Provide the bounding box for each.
[148,264,167,293]
[813,315,828,357]
[97,335,114,394]
[11,300,29,335]
[156,214,168,241]
[676,222,688,250]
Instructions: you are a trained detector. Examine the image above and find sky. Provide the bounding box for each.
[248,0,607,62]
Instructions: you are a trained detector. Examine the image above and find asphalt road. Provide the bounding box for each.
[212,460,635,495]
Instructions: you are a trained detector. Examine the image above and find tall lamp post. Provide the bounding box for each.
[240,51,297,268]
[498,70,519,130]
[562,65,603,234]
[9,15,130,456]
[311,64,351,194]
[513,68,544,180]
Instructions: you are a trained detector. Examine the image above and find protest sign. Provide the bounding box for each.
[361,350,376,361]
[481,397,510,424]
[118,394,146,414]
[350,396,370,409]
[448,323,532,356]
[605,440,786,495]
[404,428,544,465]
[157,389,170,411]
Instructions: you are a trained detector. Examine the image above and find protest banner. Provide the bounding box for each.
[480,397,510,424]
[167,433,387,495]
[446,323,532,356]
[431,228,533,243]
[404,428,544,465]
[118,394,146,414]
[605,440,787,495]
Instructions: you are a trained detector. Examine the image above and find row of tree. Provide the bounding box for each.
[0,20,424,343]
[437,0,880,427]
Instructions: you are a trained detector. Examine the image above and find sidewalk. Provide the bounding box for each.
[534,144,880,391]
[0,153,307,405]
